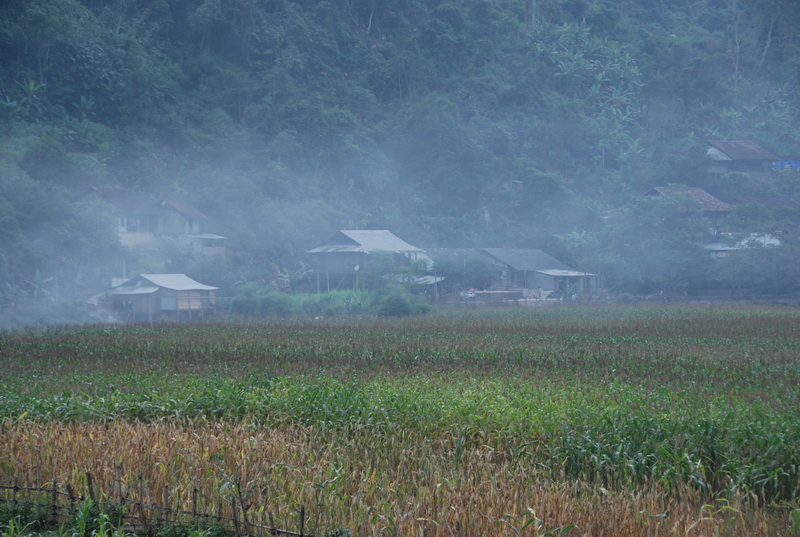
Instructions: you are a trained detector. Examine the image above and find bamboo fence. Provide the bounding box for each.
[0,469,317,537]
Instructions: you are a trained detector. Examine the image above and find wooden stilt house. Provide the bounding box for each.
[108,274,218,323]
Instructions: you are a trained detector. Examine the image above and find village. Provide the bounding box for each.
[76,140,795,323]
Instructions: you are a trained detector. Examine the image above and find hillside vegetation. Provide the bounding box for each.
[2,0,800,310]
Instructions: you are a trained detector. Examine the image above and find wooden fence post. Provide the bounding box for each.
[230,495,241,537]
[51,478,58,528]
[115,463,124,503]
[34,465,41,510]
[86,472,96,502]
[138,475,150,535]
[235,477,251,536]
[299,505,305,537]
[163,485,170,525]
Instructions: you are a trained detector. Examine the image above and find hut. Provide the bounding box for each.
[480,248,600,296]
[646,185,733,229]
[306,230,430,291]
[76,187,226,256]
[707,140,777,175]
[108,273,218,323]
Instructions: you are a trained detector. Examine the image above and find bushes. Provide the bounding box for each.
[373,293,431,317]
[0,500,53,533]
[229,290,297,317]
[298,291,370,316]
[229,288,430,318]
[375,294,412,317]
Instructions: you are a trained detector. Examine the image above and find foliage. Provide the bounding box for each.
[155,522,232,537]
[373,294,412,317]
[228,286,430,318]
[0,500,53,533]
[433,256,495,291]
[229,289,298,318]
[69,500,125,537]
[2,0,800,309]
[297,290,371,316]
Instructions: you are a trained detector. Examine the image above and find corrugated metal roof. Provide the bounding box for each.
[110,286,159,295]
[186,233,227,240]
[82,188,210,220]
[481,249,573,272]
[307,230,424,253]
[386,274,445,284]
[649,187,733,212]
[537,269,595,277]
[118,274,218,291]
[424,248,484,264]
[707,140,777,161]
[161,200,208,220]
[413,275,445,285]
[90,187,166,215]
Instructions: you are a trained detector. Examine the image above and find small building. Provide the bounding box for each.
[185,233,228,257]
[306,230,430,291]
[423,248,496,292]
[707,140,777,175]
[108,273,218,323]
[646,186,733,228]
[480,248,600,296]
[646,186,733,212]
[76,187,226,255]
[704,232,781,258]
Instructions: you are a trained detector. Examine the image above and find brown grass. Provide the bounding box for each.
[2,419,793,536]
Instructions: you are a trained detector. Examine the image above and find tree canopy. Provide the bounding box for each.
[2,0,800,308]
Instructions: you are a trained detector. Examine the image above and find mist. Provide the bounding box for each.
[2,0,800,327]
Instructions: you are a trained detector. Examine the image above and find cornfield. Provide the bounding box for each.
[2,306,799,535]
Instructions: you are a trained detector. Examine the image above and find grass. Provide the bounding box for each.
[1,305,799,535]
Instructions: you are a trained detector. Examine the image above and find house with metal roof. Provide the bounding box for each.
[107,273,218,323]
[646,186,733,230]
[704,232,781,258]
[76,187,226,256]
[479,248,600,296]
[646,186,733,213]
[306,230,430,291]
[707,140,777,174]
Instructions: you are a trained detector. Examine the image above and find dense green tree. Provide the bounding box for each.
[1,0,800,311]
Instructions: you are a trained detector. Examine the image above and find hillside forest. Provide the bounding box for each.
[2,0,800,319]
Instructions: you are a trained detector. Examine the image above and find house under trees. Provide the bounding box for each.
[706,140,777,175]
[306,230,431,292]
[104,273,218,323]
[306,231,601,298]
[76,187,226,257]
[473,248,599,297]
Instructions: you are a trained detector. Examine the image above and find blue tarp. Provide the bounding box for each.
[773,160,800,171]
